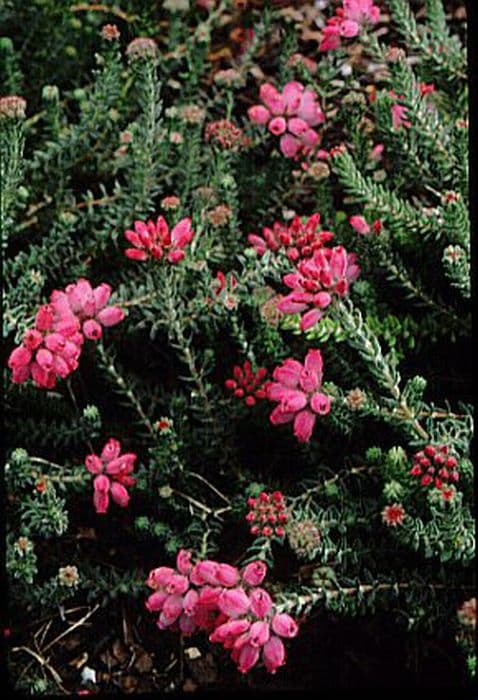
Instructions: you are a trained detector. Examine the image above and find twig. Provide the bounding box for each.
[62,194,118,212]
[43,604,100,653]
[70,3,138,22]
[11,646,69,694]
[185,470,230,504]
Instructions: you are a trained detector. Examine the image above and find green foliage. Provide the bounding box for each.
[3,0,473,691]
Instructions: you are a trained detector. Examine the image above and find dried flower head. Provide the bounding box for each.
[207,204,233,227]
[345,388,366,410]
[179,104,206,124]
[0,95,27,119]
[119,130,133,144]
[205,119,245,150]
[457,598,476,629]
[101,24,120,41]
[213,68,244,87]
[161,196,181,210]
[126,37,158,61]
[164,0,190,10]
[259,293,284,327]
[14,537,33,555]
[287,518,321,558]
[58,565,80,587]
[194,185,216,203]
[305,161,330,180]
[287,53,317,74]
[169,131,183,145]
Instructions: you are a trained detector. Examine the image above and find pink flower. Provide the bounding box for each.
[349,215,371,235]
[146,566,176,590]
[209,619,251,644]
[248,213,334,262]
[124,216,194,263]
[237,643,261,673]
[217,564,240,587]
[267,349,331,443]
[245,492,288,538]
[249,620,270,647]
[224,361,269,407]
[279,133,302,158]
[210,271,238,310]
[93,474,110,514]
[263,635,286,673]
[248,81,325,160]
[259,83,284,115]
[146,591,168,612]
[250,588,273,617]
[183,589,199,616]
[8,276,123,389]
[248,105,270,125]
[145,550,300,676]
[320,0,379,52]
[242,560,268,586]
[343,0,380,24]
[85,439,137,514]
[191,560,221,586]
[390,92,412,129]
[319,24,342,52]
[176,549,193,575]
[277,245,360,331]
[271,613,299,638]
[218,587,251,618]
[296,89,325,127]
[268,117,287,135]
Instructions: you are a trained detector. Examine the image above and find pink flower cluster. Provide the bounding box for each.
[248,82,325,159]
[225,361,269,407]
[277,245,360,331]
[267,349,331,443]
[409,444,460,496]
[124,216,194,263]
[320,0,380,52]
[246,491,288,538]
[349,215,382,236]
[205,119,247,150]
[388,90,412,129]
[8,279,125,389]
[248,213,334,262]
[85,439,137,514]
[145,551,299,674]
[210,270,238,310]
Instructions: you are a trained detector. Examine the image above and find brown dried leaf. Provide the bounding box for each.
[183,678,198,693]
[68,651,88,669]
[61,633,82,651]
[120,675,138,693]
[299,27,323,44]
[207,47,233,62]
[186,652,217,686]
[248,65,265,81]
[133,648,153,674]
[111,639,129,665]
[100,648,119,669]
[76,527,97,541]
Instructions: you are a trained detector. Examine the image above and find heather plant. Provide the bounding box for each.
[2,0,474,693]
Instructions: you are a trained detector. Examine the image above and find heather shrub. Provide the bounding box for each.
[2,0,474,693]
